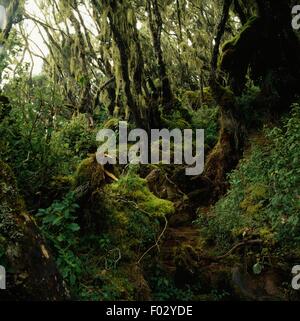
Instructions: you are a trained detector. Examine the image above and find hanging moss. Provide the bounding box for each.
[182,88,215,110]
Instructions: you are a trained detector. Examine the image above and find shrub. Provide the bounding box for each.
[198,103,300,252]
[50,114,97,173]
[191,105,219,148]
[37,192,82,288]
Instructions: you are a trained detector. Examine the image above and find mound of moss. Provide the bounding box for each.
[45,159,176,300]
[86,171,175,300]
[101,170,174,261]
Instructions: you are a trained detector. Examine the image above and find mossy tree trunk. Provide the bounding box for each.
[147,0,173,108]
[91,0,153,132]
[69,6,94,127]
[204,0,243,197]
[204,0,300,198]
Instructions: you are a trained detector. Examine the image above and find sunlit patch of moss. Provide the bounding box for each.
[108,174,175,218]
[142,196,174,218]
[240,184,267,216]
[259,227,275,245]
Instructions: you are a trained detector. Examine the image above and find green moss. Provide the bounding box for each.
[94,171,175,266]
[103,117,121,130]
[73,155,105,191]
[221,16,259,55]
[48,175,74,199]
[108,174,175,218]
[69,170,176,300]
[239,183,267,215]
[198,103,300,252]
[182,90,202,110]
[181,88,215,110]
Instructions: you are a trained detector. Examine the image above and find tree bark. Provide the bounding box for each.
[147,0,173,108]
[202,0,300,200]
[202,0,242,198]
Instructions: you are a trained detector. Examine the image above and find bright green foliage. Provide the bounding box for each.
[50,114,97,172]
[90,170,174,300]
[37,192,81,287]
[0,73,97,208]
[102,169,174,260]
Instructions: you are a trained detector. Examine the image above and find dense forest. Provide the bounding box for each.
[0,0,300,301]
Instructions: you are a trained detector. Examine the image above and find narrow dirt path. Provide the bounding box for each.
[160,226,203,274]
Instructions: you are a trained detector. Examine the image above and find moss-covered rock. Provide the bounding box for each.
[74,155,106,191]
[71,155,107,233]
[0,160,69,300]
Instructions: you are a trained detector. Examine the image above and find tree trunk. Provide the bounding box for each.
[202,0,300,200]
[203,0,241,198]
[147,0,173,108]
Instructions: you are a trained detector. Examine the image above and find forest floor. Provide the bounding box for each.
[158,210,287,301]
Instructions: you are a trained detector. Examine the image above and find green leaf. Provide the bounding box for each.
[68,223,80,232]
[253,262,263,275]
